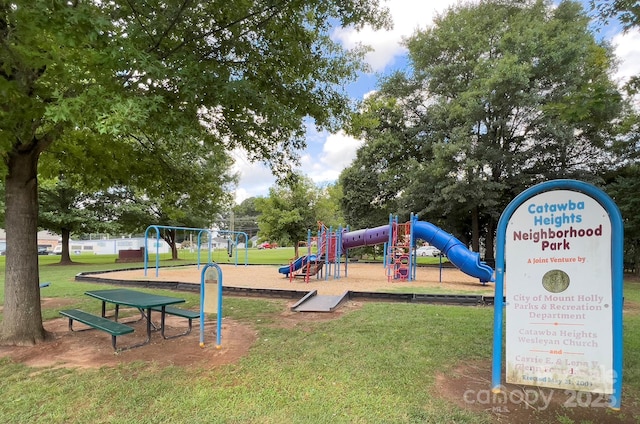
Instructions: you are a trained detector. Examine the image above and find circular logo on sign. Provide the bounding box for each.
[542,269,570,293]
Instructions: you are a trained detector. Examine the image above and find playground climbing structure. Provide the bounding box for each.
[385,214,416,282]
[279,214,494,284]
[285,222,346,283]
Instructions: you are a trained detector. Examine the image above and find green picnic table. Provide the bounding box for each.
[84,288,186,348]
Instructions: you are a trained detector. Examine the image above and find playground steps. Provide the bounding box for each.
[291,290,350,312]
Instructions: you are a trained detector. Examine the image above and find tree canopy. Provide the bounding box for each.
[342,0,626,258]
[0,0,389,345]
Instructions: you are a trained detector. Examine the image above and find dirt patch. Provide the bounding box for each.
[0,313,258,369]
[435,361,640,423]
[1,298,356,370]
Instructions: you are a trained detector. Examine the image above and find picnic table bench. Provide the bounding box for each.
[150,306,199,338]
[60,309,134,351]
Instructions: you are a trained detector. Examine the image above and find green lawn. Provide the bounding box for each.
[1,253,639,423]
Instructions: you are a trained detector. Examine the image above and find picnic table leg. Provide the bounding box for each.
[115,304,120,322]
[101,301,106,318]
[116,308,153,350]
[124,308,153,350]
[160,306,167,339]
[136,308,159,330]
[145,307,152,344]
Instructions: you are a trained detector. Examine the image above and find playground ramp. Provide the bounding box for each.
[291,290,350,312]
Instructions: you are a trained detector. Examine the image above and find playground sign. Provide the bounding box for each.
[491,180,624,409]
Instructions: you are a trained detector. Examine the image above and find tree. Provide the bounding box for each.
[341,93,423,229]
[110,137,236,260]
[604,165,640,275]
[315,182,345,229]
[256,175,341,256]
[0,0,389,346]
[343,0,625,259]
[38,177,120,264]
[225,197,260,241]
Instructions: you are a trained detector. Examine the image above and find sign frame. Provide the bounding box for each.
[491,179,624,409]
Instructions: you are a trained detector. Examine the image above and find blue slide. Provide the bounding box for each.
[279,254,318,276]
[413,221,494,283]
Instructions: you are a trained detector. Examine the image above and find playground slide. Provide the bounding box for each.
[278,220,493,283]
[278,254,317,276]
[413,221,494,283]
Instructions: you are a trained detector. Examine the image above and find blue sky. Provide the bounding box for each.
[232,0,640,204]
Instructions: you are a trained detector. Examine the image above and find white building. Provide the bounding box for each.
[65,237,172,255]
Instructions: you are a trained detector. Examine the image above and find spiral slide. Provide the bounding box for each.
[413,221,494,283]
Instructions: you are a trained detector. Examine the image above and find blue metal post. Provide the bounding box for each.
[199,263,223,348]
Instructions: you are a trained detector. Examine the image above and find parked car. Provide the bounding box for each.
[258,242,277,249]
[416,245,441,257]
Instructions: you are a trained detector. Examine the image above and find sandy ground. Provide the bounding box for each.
[100,262,496,296]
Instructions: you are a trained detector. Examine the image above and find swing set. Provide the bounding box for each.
[143,225,248,277]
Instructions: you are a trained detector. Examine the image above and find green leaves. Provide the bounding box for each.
[2,0,389,176]
[342,0,627,256]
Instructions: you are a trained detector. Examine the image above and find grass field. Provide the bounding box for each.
[1,251,640,423]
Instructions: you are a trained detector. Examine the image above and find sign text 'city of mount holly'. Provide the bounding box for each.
[511,200,603,251]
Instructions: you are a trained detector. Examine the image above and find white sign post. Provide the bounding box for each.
[492,180,623,409]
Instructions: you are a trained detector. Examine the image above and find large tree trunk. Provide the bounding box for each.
[168,229,178,260]
[59,228,73,264]
[160,229,179,260]
[0,148,46,345]
[171,241,179,260]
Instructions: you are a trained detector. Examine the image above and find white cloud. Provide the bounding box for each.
[231,150,275,204]
[232,131,364,204]
[613,28,640,85]
[302,131,364,184]
[332,1,459,72]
